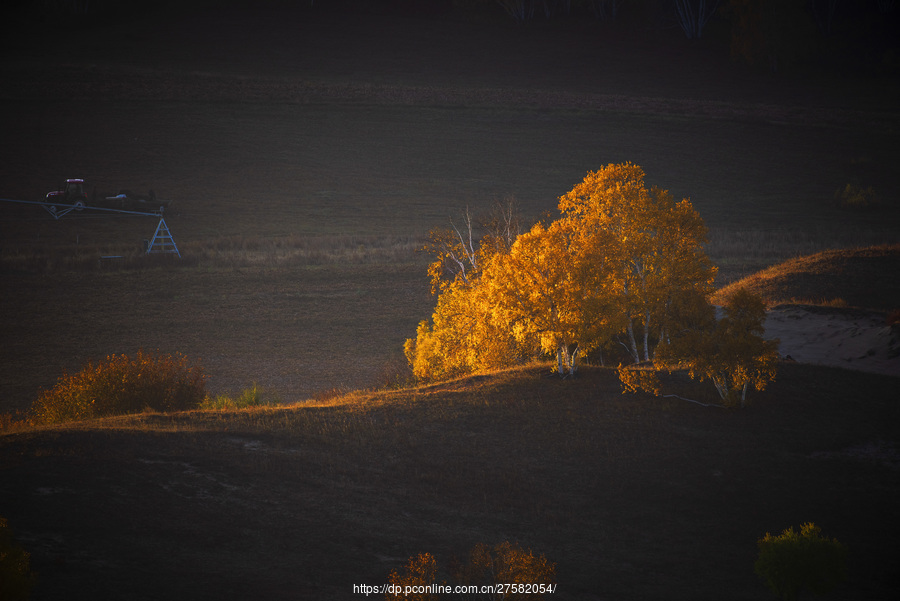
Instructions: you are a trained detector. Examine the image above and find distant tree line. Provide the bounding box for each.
[7,0,896,73]
[469,0,899,72]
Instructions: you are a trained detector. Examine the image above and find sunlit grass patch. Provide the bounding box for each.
[0,234,424,274]
[183,233,423,269]
[199,383,281,410]
[711,243,900,311]
[706,228,899,287]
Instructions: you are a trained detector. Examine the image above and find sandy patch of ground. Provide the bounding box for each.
[764,305,900,377]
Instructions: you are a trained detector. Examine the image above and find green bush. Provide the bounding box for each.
[30,350,207,425]
[754,522,847,601]
[0,517,36,601]
[834,183,881,211]
[199,383,280,410]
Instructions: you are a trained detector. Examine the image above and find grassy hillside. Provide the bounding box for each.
[712,244,900,312]
[1,364,898,600]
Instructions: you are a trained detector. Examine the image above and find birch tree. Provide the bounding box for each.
[558,162,716,364]
[404,277,525,382]
[483,219,622,376]
[496,0,538,23]
[656,287,780,407]
[405,200,527,382]
[673,0,721,38]
[406,164,771,393]
[424,198,522,294]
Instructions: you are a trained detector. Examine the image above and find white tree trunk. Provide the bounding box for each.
[626,320,640,363]
[557,344,579,376]
[712,376,728,401]
[673,0,720,39]
[642,313,651,362]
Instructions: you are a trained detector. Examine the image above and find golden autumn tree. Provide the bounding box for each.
[558,162,717,364]
[451,541,556,599]
[482,219,622,376]
[405,200,528,383]
[407,164,777,401]
[386,552,442,601]
[657,287,780,407]
[404,277,526,382]
[422,198,522,295]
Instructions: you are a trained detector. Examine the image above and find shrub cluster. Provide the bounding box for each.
[834,182,881,211]
[30,350,207,425]
[754,522,847,601]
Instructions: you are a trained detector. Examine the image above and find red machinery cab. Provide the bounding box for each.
[46,179,88,209]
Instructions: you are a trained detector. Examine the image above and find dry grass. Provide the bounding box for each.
[712,243,900,312]
[0,233,423,273]
[705,227,900,287]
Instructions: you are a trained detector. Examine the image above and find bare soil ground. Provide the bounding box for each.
[713,244,900,377]
[763,305,899,376]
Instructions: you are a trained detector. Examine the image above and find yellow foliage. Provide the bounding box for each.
[616,365,662,396]
[407,163,722,384]
[558,162,716,363]
[657,288,779,407]
[404,279,525,383]
[755,523,848,601]
[387,543,556,601]
[386,552,441,601]
[452,541,556,599]
[483,219,621,374]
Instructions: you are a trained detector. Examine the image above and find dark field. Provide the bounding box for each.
[2,365,899,600]
[1,4,900,600]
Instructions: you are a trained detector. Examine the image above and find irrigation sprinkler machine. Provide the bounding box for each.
[1,178,180,257]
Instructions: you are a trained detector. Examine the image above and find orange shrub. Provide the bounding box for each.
[452,541,556,599]
[386,552,441,601]
[30,350,207,425]
[387,542,555,600]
